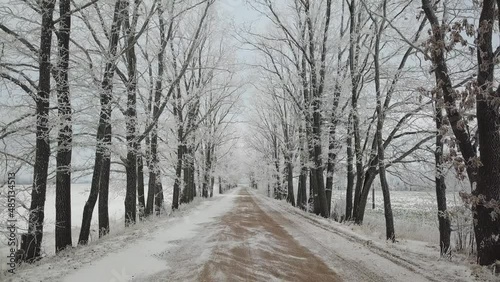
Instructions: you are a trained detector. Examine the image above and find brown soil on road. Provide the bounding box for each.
[199,189,340,282]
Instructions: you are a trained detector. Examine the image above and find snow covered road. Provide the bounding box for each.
[13,188,476,281]
[146,188,340,282]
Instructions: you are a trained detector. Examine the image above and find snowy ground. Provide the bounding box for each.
[5,188,233,282]
[6,187,497,281]
[0,181,174,275]
[330,190,473,246]
[255,193,496,281]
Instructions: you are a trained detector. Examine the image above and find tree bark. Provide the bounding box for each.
[98,145,111,237]
[146,4,167,216]
[286,156,295,206]
[305,0,329,218]
[137,145,145,219]
[421,0,500,265]
[146,169,156,215]
[123,0,139,226]
[210,175,214,197]
[172,78,184,209]
[154,179,163,215]
[325,120,338,215]
[209,145,215,197]
[79,0,124,245]
[473,0,500,265]
[353,167,377,223]
[273,135,282,200]
[55,0,72,253]
[172,144,184,210]
[181,147,194,204]
[203,143,211,198]
[373,0,395,242]
[218,176,223,194]
[346,114,355,220]
[296,123,308,211]
[24,0,56,261]
[434,100,451,256]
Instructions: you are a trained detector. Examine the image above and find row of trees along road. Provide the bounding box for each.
[0,0,242,262]
[244,0,500,267]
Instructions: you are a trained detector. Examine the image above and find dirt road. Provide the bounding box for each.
[144,189,437,282]
[198,189,340,282]
[142,189,339,281]
[16,188,474,282]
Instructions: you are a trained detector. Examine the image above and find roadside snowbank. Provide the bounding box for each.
[253,191,498,282]
[6,189,238,282]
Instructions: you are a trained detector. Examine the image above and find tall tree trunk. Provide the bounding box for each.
[124,0,139,226]
[146,4,167,216]
[210,175,214,197]
[377,138,395,242]
[473,0,500,265]
[181,147,193,204]
[98,145,111,237]
[349,0,367,224]
[297,16,314,213]
[420,0,500,265]
[182,153,189,203]
[23,0,55,261]
[325,125,337,215]
[137,145,145,219]
[325,158,334,214]
[474,97,500,266]
[296,124,308,211]
[273,139,281,200]
[190,151,196,201]
[55,0,72,253]
[353,167,377,224]
[373,2,395,242]
[172,143,184,210]
[434,100,451,256]
[203,143,211,198]
[193,163,197,199]
[172,69,184,209]
[154,177,163,215]
[209,146,215,197]
[286,156,295,206]
[219,176,223,194]
[297,165,307,211]
[146,168,156,215]
[326,78,342,216]
[346,114,354,220]
[147,136,163,215]
[305,0,329,218]
[79,0,124,245]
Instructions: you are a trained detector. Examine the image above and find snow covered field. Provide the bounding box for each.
[5,188,236,281]
[0,181,176,274]
[330,190,470,244]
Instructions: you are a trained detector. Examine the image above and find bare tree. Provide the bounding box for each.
[21,0,56,262]
[421,0,500,266]
[123,0,141,226]
[55,0,73,252]
[79,0,126,244]
[145,1,173,217]
[433,90,451,256]
[369,0,395,241]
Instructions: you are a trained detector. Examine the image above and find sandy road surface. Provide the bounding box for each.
[145,189,339,281]
[197,189,340,282]
[145,189,437,282]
